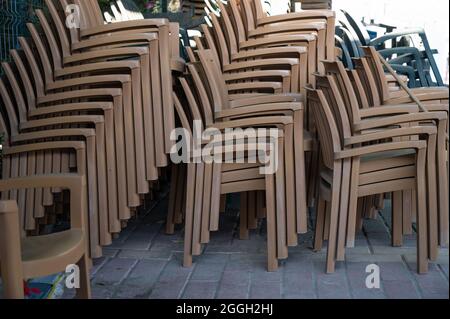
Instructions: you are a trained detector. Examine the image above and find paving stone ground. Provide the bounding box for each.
[2,189,447,299]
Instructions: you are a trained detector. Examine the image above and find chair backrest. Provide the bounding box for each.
[197,49,230,112]
[1,62,28,123]
[216,0,242,57]
[346,68,370,109]
[228,0,249,46]
[208,13,233,67]
[352,57,380,107]
[0,77,20,137]
[341,10,370,46]
[35,9,65,73]
[314,73,353,143]
[306,86,342,170]
[17,37,46,101]
[0,77,14,145]
[186,62,215,127]
[54,0,83,47]
[362,46,392,104]
[322,60,362,125]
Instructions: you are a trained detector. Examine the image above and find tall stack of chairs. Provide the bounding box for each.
[0,0,448,299]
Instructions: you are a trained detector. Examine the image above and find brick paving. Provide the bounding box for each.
[2,189,447,299]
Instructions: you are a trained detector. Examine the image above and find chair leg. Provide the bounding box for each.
[326,160,343,274]
[346,159,360,248]
[323,202,331,241]
[265,173,278,272]
[313,197,326,251]
[75,254,91,299]
[165,164,179,234]
[336,159,351,261]
[392,191,404,247]
[416,149,429,274]
[402,190,413,235]
[192,163,204,256]
[437,121,449,246]
[239,192,250,240]
[425,134,438,260]
[220,195,227,213]
[0,203,25,299]
[183,163,196,267]
[247,191,258,230]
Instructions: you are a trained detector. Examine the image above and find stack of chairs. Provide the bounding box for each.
[0,0,448,300]
[335,9,445,88]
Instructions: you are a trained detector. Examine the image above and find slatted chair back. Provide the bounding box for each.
[306,86,342,170]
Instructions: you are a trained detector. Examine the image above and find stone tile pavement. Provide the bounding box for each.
[59,192,448,299]
[1,189,447,299]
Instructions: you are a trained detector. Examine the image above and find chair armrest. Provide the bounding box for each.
[0,174,86,229]
[2,141,86,156]
[20,115,104,131]
[223,58,300,73]
[224,70,291,82]
[64,47,148,64]
[216,103,303,119]
[28,102,113,118]
[257,10,335,26]
[0,174,84,195]
[11,129,96,144]
[387,91,449,104]
[227,82,283,92]
[335,140,426,160]
[47,75,131,91]
[37,88,123,105]
[344,126,437,146]
[240,34,316,50]
[229,95,301,108]
[211,116,293,130]
[358,105,419,118]
[55,61,140,78]
[80,19,169,37]
[354,111,448,131]
[73,33,158,51]
[232,47,307,62]
[248,22,326,38]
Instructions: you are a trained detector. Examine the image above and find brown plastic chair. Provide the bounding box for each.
[195,17,305,95]
[172,81,287,271]
[193,49,311,239]
[0,74,105,258]
[0,174,91,299]
[240,0,329,73]
[361,46,449,105]
[314,68,444,263]
[307,86,430,274]
[245,0,336,61]
[43,1,164,180]
[219,0,319,88]
[67,0,180,155]
[23,19,139,219]
[350,55,449,248]
[44,0,169,176]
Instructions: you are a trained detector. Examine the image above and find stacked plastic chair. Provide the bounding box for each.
[335,9,445,88]
[0,1,449,300]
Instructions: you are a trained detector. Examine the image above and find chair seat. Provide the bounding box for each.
[22,229,85,279]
